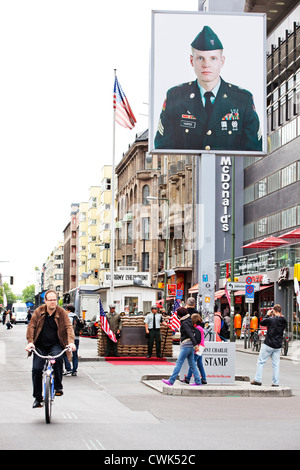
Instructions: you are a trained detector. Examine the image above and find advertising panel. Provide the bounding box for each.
[150,11,267,155]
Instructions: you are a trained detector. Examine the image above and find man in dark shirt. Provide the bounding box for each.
[251,304,287,387]
[26,290,75,408]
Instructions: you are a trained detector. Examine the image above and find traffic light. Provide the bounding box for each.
[94,269,98,279]
[10,276,13,285]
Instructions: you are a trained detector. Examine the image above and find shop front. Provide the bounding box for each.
[218,241,300,340]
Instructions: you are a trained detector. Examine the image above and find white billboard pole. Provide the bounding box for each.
[197,0,246,340]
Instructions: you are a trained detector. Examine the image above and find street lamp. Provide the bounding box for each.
[147,196,170,311]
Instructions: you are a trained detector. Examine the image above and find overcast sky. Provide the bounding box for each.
[0,0,199,295]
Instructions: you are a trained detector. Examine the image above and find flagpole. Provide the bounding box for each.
[110,69,117,306]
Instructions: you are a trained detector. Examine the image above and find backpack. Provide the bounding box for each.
[72,315,84,336]
[193,325,202,343]
[216,314,230,340]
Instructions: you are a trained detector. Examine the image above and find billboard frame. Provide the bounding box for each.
[149,10,267,156]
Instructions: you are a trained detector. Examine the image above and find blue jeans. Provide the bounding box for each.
[64,338,79,372]
[255,343,281,385]
[32,343,63,400]
[169,346,201,385]
[186,353,206,382]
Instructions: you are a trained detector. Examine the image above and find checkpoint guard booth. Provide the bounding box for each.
[94,281,173,358]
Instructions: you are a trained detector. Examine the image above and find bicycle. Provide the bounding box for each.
[281,333,289,356]
[251,329,261,352]
[30,347,70,424]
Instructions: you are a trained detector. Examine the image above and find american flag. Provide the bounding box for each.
[169,299,181,331]
[224,286,231,308]
[99,298,117,343]
[113,76,136,129]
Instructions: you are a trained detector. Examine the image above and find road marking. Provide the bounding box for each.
[61,412,78,420]
[83,439,105,450]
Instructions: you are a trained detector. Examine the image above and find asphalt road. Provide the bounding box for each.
[1,323,300,451]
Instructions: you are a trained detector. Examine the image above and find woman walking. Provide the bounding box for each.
[162,307,202,386]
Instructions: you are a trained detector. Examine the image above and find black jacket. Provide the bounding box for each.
[180,314,197,347]
[260,315,287,349]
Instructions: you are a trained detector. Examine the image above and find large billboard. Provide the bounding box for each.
[149,11,267,155]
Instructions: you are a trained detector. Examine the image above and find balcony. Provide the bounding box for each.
[169,164,179,182]
[177,160,185,176]
[136,170,151,181]
[158,174,167,188]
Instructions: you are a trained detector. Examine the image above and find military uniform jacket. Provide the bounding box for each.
[106,312,122,333]
[154,78,262,152]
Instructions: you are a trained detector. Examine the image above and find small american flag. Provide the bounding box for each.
[113,76,136,129]
[99,298,117,343]
[224,286,231,308]
[169,299,181,332]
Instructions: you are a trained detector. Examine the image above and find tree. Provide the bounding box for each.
[22,285,35,304]
[0,282,17,307]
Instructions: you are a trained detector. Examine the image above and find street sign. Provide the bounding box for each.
[245,284,255,303]
[226,282,260,292]
[245,276,252,284]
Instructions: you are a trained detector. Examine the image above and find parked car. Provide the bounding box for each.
[86,314,100,337]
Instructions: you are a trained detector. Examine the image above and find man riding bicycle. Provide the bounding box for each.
[25,290,76,408]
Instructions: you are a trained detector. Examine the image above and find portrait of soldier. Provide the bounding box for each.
[154,25,263,152]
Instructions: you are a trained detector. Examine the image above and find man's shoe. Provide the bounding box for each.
[55,390,64,396]
[162,379,173,386]
[63,370,72,376]
[250,380,262,386]
[201,380,207,385]
[72,371,77,376]
[184,379,190,384]
[33,398,43,408]
[272,384,279,387]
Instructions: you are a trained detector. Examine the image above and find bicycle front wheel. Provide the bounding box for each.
[281,339,288,356]
[44,376,53,424]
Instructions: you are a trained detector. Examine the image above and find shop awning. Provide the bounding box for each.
[156,297,176,306]
[242,236,289,249]
[188,283,198,293]
[215,289,225,299]
[278,228,300,239]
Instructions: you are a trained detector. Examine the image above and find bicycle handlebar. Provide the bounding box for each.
[30,347,71,360]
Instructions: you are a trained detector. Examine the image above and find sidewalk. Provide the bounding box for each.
[77,336,295,397]
[234,338,300,362]
[78,336,300,363]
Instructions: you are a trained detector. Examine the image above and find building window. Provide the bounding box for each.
[102,178,111,190]
[282,206,297,230]
[268,212,281,233]
[89,197,97,208]
[127,223,132,244]
[158,252,165,272]
[142,185,150,205]
[255,217,267,238]
[282,162,296,187]
[268,171,281,193]
[142,217,150,240]
[255,178,267,199]
[143,252,149,271]
[144,153,152,169]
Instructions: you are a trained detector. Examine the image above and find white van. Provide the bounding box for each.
[12,303,28,323]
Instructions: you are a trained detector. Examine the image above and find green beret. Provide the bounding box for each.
[191,25,223,51]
